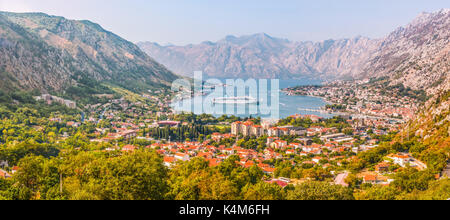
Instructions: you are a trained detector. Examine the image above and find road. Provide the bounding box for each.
[442,161,450,178]
[334,172,349,187]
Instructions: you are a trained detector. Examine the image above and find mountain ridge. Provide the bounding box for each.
[0,11,179,94]
[138,9,449,94]
[361,9,449,94]
[138,33,380,80]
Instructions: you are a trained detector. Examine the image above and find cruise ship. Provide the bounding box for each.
[212,96,258,104]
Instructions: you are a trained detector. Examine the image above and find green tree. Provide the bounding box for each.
[286,181,354,200]
[355,186,400,200]
[92,151,169,200]
[242,182,285,200]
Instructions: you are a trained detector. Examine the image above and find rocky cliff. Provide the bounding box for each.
[362,9,450,94]
[0,11,179,93]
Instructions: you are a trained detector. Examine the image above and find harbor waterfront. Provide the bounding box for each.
[171,79,335,119]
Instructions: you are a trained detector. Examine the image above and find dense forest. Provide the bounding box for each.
[1,149,449,200]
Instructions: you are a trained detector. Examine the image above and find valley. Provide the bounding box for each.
[0,8,448,201]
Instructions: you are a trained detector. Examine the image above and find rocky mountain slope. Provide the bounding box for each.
[362,9,450,93]
[400,86,450,171]
[0,11,179,93]
[139,9,449,93]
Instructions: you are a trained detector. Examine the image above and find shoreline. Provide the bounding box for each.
[172,90,337,119]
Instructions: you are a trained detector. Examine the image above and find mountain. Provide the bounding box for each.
[399,86,450,172]
[138,9,449,93]
[361,9,450,94]
[0,11,179,94]
[138,33,381,80]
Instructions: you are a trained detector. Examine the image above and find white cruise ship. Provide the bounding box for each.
[212,96,258,104]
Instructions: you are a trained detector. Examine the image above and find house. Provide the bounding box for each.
[335,137,355,143]
[11,166,19,174]
[251,125,264,137]
[211,133,223,141]
[231,122,242,135]
[289,143,302,150]
[231,121,257,136]
[241,121,254,136]
[266,137,279,145]
[0,169,11,179]
[320,133,346,142]
[163,156,176,167]
[270,140,287,149]
[265,178,290,188]
[290,114,322,123]
[122,145,137,152]
[197,152,213,159]
[286,149,295,155]
[368,139,379,145]
[243,160,255,168]
[289,127,307,136]
[303,161,317,166]
[268,128,280,137]
[175,153,190,161]
[217,154,227,160]
[312,157,323,164]
[307,115,323,123]
[222,148,234,155]
[388,153,411,167]
[310,149,323,155]
[302,145,313,153]
[278,128,290,136]
[105,146,120,152]
[262,167,276,174]
[206,158,220,167]
[363,174,383,184]
[120,130,137,140]
[66,121,80,127]
[299,152,308,157]
[261,119,279,129]
[375,162,390,173]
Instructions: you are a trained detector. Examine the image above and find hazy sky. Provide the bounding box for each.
[0,0,448,45]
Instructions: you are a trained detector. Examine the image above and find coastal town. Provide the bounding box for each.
[283,79,422,123]
[1,80,444,191]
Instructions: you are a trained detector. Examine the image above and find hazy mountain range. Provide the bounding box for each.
[0,11,178,93]
[139,34,380,80]
[139,9,449,93]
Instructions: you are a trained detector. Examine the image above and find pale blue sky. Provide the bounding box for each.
[0,0,448,45]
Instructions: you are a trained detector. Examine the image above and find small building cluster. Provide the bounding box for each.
[232,120,306,137]
[35,94,76,109]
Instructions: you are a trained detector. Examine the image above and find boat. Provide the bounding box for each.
[212,96,259,104]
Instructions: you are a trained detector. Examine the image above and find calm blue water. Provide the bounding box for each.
[171,79,334,119]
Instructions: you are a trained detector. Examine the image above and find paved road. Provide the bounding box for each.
[442,162,450,178]
[334,172,349,187]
